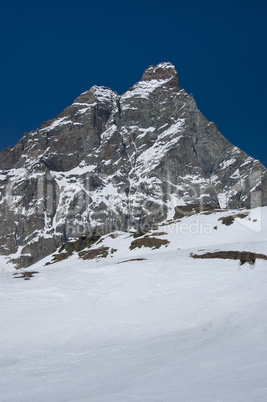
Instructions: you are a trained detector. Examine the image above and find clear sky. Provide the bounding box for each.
[0,0,266,167]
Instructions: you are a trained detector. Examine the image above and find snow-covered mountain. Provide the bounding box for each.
[0,62,266,267]
[1,207,267,401]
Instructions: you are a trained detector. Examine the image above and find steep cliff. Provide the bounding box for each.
[0,62,266,267]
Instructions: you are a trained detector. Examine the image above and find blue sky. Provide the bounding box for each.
[0,0,266,166]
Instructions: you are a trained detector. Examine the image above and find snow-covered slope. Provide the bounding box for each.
[1,207,267,401]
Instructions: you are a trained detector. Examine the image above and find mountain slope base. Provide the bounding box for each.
[1,207,267,402]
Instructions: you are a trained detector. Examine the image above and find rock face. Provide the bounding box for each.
[0,62,266,267]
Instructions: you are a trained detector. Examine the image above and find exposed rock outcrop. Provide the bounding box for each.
[0,62,266,267]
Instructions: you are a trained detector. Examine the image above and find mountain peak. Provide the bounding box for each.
[141,62,180,89]
[0,63,266,268]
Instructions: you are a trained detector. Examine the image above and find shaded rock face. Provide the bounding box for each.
[0,62,266,267]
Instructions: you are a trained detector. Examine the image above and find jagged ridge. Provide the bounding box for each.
[0,62,266,267]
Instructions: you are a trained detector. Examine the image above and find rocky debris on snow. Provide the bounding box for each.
[130,236,170,250]
[47,232,102,264]
[79,246,114,260]
[13,271,39,280]
[218,212,249,226]
[191,250,267,265]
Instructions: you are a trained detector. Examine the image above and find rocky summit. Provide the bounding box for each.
[0,62,266,267]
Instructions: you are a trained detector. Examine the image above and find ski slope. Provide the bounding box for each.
[1,208,267,401]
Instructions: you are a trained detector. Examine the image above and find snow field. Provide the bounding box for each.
[1,208,267,401]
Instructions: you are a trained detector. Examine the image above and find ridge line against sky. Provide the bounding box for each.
[0,0,266,167]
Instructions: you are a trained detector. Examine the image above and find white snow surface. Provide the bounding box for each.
[121,78,172,100]
[1,207,267,401]
[39,117,72,132]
